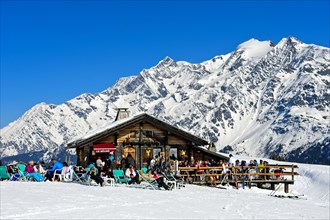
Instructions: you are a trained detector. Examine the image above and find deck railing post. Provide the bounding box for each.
[292,165,294,181]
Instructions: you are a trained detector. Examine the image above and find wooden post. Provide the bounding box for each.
[271,183,275,190]
[292,165,294,181]
[284,183,289,193]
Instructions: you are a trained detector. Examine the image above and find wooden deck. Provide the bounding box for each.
[178,165,299,193]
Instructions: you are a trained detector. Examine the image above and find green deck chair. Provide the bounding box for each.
[0,166,10,180]
[16,163,35,181]
[113,169,130,184]
[141,167,147,174]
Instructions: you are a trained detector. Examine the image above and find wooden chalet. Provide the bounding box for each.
[67,109,228,169]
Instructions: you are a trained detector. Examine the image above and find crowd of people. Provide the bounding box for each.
[1,152,175,191]
[1,153,282,189]
[177,154,282,186]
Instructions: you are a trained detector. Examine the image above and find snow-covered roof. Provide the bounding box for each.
[67,112,208,147]
[67,112,146,146]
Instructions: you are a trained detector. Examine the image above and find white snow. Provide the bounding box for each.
[237,38,273,61]
[1,162,329,219]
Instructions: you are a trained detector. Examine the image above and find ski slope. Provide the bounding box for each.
[1,162,329,219]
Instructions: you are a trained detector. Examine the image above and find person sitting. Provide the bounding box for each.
[151,170,171,190]
[10,167,20,181]
[44,159,63,182]
[25,160,44,182]
[61,162,73,181]
[88,167,104,187]
[74,166,85,176]
[139,169,170,190]
[106,167,114,179]
[125,165,140,184]
[34,162,46,175]
[97,162,107,176]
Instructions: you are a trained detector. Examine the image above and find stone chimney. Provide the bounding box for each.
[114,108,130,121]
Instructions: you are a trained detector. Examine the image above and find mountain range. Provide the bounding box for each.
[1,36,329,165]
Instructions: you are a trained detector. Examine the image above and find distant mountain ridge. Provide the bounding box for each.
[1,36,329,164]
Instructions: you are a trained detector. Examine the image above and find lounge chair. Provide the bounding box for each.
[113,169,130,184]
[0,166,10,181]
[163,171,184,189]
[137,170,159,190]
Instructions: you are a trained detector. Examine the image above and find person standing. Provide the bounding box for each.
[228,154,235,167]
[96,156,103,168]
[126,154,136,169]
[120,155,127,169]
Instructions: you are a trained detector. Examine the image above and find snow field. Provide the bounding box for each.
[1,179,329,220]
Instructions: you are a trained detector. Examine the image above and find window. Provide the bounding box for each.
[170,148,178,159]
[145,130,153,138]
[124,146,136,160]
[153,148,161,159]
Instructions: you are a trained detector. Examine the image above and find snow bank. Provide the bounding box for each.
[1,161,329,220]
[1,160,329,220]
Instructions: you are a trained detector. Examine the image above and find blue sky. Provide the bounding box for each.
[1,0,329,128]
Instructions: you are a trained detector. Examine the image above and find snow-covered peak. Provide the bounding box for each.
[236,38,274,61]
[156,56,176,67]
[277,36,303,49]
[201,54,231,72]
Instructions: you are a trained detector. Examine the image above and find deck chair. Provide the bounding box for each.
[79,167,100,186]
[102,175,115,187]
[141,167,148,174]
[71,166,85,183]
[52,169,63,181]
[16,164,32,181]
[218,170,232,187]
[163,171,184,189]
[0,166,10,180]
[60,166,74,182]
[113,170,130,184]
[137,170,159,190]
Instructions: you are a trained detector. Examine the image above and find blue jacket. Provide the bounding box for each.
[49,161,63,172]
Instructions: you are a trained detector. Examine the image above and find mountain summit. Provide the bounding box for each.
[1,37,329,164]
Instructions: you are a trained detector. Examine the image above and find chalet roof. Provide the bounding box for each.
[67,113,209,148]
